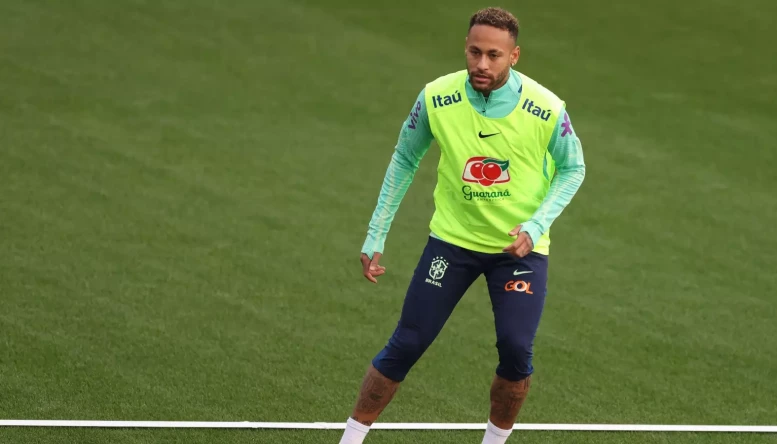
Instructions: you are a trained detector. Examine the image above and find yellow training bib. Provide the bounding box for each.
[425,69,564,255]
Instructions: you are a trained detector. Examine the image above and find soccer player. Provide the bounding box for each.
[339,7,586,444]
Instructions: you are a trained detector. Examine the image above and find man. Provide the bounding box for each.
[339,7,586,444]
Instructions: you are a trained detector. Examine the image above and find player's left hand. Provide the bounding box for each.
[503,224,533,258]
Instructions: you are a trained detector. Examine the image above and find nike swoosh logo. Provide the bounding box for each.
[478,131,500,139]
[513,270,533,276]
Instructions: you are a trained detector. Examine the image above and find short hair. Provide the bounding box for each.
[468,7,519,42]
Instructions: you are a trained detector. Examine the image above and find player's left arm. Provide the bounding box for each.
[519,108,586,247]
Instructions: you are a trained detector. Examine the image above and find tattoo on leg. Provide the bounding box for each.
[351,366,400,426]
[490,375,531,428]
[351,416,373,426]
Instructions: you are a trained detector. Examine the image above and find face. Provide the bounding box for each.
[465,24,519,94]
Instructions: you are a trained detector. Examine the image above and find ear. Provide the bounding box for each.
[511,46,521,66]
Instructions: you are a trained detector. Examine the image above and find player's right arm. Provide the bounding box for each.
[361,88,434,283]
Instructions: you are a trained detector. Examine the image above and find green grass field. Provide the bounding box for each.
[1,0,776,443]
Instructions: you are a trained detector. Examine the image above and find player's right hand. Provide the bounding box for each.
[361,252,386,284]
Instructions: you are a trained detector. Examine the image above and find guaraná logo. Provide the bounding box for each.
[462,156,511,187]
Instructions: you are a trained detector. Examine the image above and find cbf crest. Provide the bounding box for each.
[425,257,449,288]
[429,256,448,280]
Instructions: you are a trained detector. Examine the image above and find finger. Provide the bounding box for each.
[369,264,386,274]
[508,224,523,236]
[364,272,378,284]
[362,265,378,283]
[502,242,519,254]
[505,238,531,257]
[369,252,383,269]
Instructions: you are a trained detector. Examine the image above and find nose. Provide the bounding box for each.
[476,55,489,71]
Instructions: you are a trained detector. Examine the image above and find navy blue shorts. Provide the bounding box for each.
[372,236,548,382]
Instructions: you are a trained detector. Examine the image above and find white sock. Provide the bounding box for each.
[481,420,512,444]
[339,417,371,444]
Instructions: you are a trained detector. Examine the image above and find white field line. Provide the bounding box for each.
[0,421,775,432]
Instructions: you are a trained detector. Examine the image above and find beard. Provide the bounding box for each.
[468,66,511,95]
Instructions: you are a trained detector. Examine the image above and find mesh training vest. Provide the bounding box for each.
[425,69,564,255]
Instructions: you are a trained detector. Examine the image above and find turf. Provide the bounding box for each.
[1,0,776,443]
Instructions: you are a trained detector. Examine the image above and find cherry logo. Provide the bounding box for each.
[462,157,510,186]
